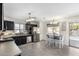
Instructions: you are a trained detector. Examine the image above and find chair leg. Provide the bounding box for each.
[61,41,63,48]
[59,41,61,48]
[59,40,63,48]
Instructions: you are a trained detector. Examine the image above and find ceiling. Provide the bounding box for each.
[3,3,79,21]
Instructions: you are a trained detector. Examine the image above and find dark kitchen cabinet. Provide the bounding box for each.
[12,36,27,45]
[11,34,34,46]
[0,3,2,30]
[4,21,14,30]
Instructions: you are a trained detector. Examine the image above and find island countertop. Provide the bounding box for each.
[2,34,33,38]
[0,40,21,56]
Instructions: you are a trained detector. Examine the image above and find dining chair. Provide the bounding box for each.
[47,34,55,47]
[54,35,63,48]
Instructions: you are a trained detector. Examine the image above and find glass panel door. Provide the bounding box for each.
[69,22,79,48]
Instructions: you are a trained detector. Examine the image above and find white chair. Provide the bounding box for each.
[54,35,64,48]
[47,35,55,46]
[47,33,64,48]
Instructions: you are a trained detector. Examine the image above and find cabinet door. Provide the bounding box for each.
[7,21,11,30]
[13,36,26,45]
[4,21,7,30]
[0,19,2,30]
[20,36,26,44]
[4,21,14,30]
[0,3,2,30]
[10,21,14,30]
[9,21,14,30]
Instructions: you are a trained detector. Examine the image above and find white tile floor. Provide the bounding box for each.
[19,41,79,56]
[70,36,79,48]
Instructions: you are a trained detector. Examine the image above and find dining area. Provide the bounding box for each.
[46,32,64,48]
[45,20,64,49]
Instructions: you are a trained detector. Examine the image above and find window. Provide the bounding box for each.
[20,24,25,33]
[47,26,59,34]
[47,27,53,33]
[15,24,20,33]
[15,23,25,33]
[70,23,79,36]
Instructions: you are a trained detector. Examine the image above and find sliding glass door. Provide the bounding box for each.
[69,22,79,48]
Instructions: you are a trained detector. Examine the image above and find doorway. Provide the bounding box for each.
[69,22,79,48]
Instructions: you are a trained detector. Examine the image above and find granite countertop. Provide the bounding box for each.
[2,34,33,38]
[0,38,13,42]
[12,34,33,37]
[0,40,21,56]
[3,34,33,38]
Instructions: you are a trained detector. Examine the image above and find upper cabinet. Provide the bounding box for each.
[4,20,14,30]
[0,3,2,30]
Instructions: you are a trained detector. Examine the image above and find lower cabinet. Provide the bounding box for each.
[12,35,34,46]
[12,36,27,45]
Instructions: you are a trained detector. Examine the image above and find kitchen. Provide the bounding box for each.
[1,3,79,56]
[0,3,40,56]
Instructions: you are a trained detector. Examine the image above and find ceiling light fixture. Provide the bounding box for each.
[26,12,35,22]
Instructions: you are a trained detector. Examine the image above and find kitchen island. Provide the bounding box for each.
[3,34,34,45]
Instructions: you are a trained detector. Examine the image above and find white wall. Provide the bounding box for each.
[39,21,48,41]
[59,21,70,46]
[65,21,70,45]
[4,17,26,24]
